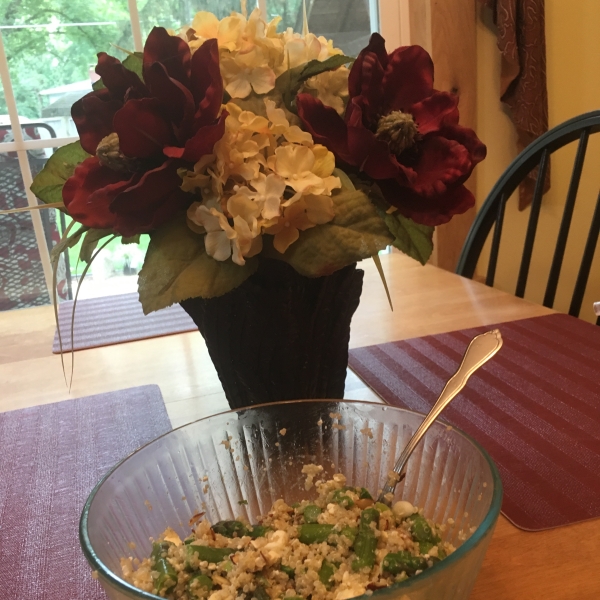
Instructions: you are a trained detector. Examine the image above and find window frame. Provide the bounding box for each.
[0,0,404,305]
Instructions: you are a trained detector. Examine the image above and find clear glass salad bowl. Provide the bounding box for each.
[80,400,502,600]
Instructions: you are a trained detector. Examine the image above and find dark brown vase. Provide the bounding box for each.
[180,259,364,409]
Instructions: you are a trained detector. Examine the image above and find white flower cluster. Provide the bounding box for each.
[183,7,349,112]
[184,99,340,265]
[185,8,347,98]
[179,8,353,265]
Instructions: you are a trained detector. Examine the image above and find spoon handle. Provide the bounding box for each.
[378,329,503,503]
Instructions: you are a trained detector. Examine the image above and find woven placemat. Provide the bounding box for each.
[349,313,600,531]
[0,385,171,599]
[52,293,196,352]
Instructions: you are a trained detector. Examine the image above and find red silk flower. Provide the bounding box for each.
[63,28,226,237]
[296,33,486,227]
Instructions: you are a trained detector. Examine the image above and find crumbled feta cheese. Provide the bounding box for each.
[392,500,416,519]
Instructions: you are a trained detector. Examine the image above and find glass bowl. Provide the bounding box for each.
[80,400,502,600]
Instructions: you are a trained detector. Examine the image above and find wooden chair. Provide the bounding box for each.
[456,110,600,324]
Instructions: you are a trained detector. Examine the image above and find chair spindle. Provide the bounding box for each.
[486,191,507,287]
[569,190,600,317]
[516,148,550,298]
[543,129,590,308]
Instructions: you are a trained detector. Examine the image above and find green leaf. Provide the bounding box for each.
[122,52,144,80]
[138,214,258,314]
[231,89,302,127]
[91,51,143,91]
[380,210,434,265]
[276,55,354,111]
[300,55,354,81]
[277,188,394,277]
[79,229,114,263]
[30,142,90,205]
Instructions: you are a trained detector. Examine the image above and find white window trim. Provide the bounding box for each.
[0,1,404,306]
[378,0,410,48]
[0,32,55,296]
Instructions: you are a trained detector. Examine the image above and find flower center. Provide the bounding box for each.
[96,133,150,174]
[375,111,419,156]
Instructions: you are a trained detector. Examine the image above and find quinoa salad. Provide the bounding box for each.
[120,466,455,600]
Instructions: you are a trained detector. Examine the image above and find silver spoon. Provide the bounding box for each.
[377,329,503,504]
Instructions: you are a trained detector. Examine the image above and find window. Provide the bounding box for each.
[0,0,398,310]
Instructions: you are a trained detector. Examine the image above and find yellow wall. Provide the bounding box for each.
[475,1,600,323]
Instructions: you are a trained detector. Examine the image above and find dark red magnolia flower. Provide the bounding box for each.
[64,28,226,237]
[296,33,486,227]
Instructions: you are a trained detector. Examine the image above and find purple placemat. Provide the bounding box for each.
[349,313,600,531]
[52,293,196,353]
[0,385,172,600]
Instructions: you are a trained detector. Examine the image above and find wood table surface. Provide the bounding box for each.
[1,251,597,599]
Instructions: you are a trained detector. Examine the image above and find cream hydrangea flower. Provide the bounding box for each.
[235,174,287,220]
[264,201,314,253]
[267,144,340,200]
[178,154,214,194]
[189,12,245,52]
[187,199,261,266]
[276,30,343,74]
[304,66,350,115]
[220,46,277,98]
[265,99,312,145]
[263,194,334,254]
[182,91,342,262]
[185,8,343,98]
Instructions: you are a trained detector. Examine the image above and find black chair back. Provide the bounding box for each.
[456,110,600,324]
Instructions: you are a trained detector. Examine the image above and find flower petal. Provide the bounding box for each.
[62,156,131,229]
[190,38,224,126]
[143,27,191,87]
[273,145,315,178]
[438,123,487,168]
[227,192,261,221]
[347,33,387,124]
[95,52,147,102]
[304,194,335,224]
[163,110,227,162]
[225,72,253,99]
[410,92,459,135]
[411,134,472,197]
[191,11,219,39]
[110,160,192,236]
[296,94,353,164]
[113,98,175,158]
[205,230,232,261]
[379,178,475,226]
[249,66,276,95]
[311,145,335,178]
[382,45,434,113]
[71,89,122,155]
[144,62,195,134]
[273,223,299,253]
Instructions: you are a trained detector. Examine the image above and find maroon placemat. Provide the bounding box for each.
[0,385,172,600]
[52,293,196,353]
[349,313,600,531]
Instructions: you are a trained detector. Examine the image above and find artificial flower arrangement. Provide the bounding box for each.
[29,4,485,315]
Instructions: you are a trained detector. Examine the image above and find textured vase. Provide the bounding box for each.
[180,259,364,409]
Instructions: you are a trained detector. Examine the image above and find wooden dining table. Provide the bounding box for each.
[1,250,597,599]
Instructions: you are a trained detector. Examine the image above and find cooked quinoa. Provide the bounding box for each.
[120,467,454,600]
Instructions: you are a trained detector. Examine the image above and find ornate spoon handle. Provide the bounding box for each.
[377,329,503,504]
